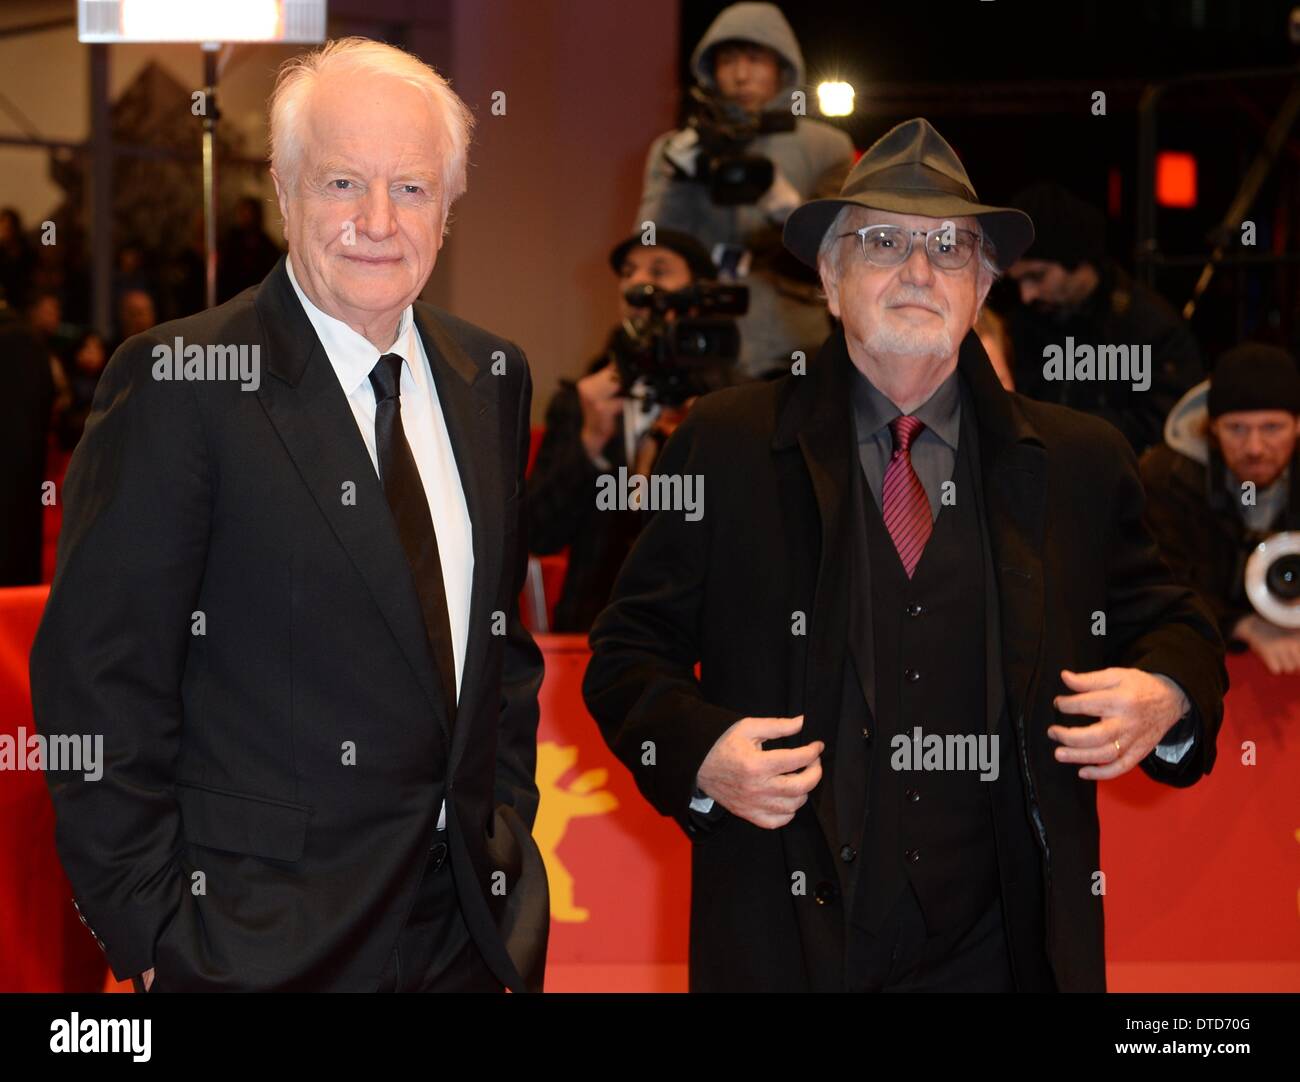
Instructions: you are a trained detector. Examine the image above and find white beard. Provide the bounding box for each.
[863,313,954,361]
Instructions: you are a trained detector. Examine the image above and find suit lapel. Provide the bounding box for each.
[774,331,864,850]
[959,331,1048,733]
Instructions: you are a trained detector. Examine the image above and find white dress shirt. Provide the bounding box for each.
[287,256,472,831]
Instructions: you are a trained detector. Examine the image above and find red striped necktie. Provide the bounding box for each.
[881,414,932,578]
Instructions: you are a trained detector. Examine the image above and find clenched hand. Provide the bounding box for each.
[696,715,824,829]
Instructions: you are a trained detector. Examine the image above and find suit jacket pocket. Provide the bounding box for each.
[175,781,312,862]
[484,802,550,990]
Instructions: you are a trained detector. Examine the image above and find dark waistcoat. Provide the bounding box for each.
[833,387,1054,989]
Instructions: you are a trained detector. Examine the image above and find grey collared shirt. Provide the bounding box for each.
[850,364,962,518]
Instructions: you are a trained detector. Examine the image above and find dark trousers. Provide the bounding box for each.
[377,834,502,993]
[845,881,1016,992]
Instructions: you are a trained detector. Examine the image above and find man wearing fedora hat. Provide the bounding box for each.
[584,118,1225,991]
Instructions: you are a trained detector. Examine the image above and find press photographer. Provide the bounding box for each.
[1141,343,1300,672]
[614,274,747,413]
[527,230,738,631]
[636,2,853,378]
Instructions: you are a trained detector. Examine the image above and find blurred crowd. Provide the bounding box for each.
[0,195,282,585]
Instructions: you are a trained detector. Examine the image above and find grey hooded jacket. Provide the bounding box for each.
[636,2,854,377]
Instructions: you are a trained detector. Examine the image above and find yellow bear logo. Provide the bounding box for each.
[534,742,618,922]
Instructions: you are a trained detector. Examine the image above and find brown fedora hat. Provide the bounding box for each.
[783,117,1034,271]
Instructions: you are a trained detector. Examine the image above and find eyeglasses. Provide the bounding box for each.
[837,223,984,270]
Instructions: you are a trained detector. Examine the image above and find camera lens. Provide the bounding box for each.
[1265,554,1300,600]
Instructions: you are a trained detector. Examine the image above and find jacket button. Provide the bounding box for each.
[904,668,920,683]
[906,604,924,617]
[905,848,921,863]
[814,881,838,905]
[905,787,920,803]
[429,841,448,871]
[840,845,857,863]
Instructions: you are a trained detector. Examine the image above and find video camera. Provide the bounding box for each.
[612,281,748,408]
[684,86,795,206]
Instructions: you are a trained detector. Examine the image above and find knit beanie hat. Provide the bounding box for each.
[1008,182,1106,270]
[1208,343,1300,418]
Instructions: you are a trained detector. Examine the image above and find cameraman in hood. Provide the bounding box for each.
[528,230,729,632]
[636,2,854,380]
[1141,344,1300,673]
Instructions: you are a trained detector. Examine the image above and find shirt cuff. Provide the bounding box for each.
[1151,673,1197,764]
[689,788,715,814]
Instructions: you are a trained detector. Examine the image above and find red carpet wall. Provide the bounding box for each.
[1,588,1296,992]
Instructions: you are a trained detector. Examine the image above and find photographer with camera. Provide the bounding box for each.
[636,2,854,379]
[1141,344,1300,673]
[528,230,738,631]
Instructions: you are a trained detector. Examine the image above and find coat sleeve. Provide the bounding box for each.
[28,333,210,980]
[582,406,745,835]
[1102,434,1227,786]
[496,346,546,829]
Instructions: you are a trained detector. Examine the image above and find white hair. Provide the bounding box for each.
[817,204,1001,295]
[268,37,475,217]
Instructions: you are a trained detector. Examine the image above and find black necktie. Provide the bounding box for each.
[368,353,458,725]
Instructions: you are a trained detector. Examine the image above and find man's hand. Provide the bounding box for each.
[695,715,823,829]
[576,364,625,462]
[1048,667,1190,781]
[140,967,154,992]
[631,398,697,478]
[662,127,702,177]
[1233,614,1300,674]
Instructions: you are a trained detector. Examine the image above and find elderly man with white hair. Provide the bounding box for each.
[584,118,1225,992]
[31,38,548,992]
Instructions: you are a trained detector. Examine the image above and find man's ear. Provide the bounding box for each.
[436,204,449,249]
[818,260,841,319]
[269,167,290,234]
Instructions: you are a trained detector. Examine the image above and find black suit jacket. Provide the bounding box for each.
[29,256,549,991]
[583,326,1226,992]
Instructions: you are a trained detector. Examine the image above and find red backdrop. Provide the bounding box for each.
[1,587,1296,992]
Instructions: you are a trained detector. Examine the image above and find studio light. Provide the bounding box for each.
[817,80,855,118]
[77,0,326,44]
